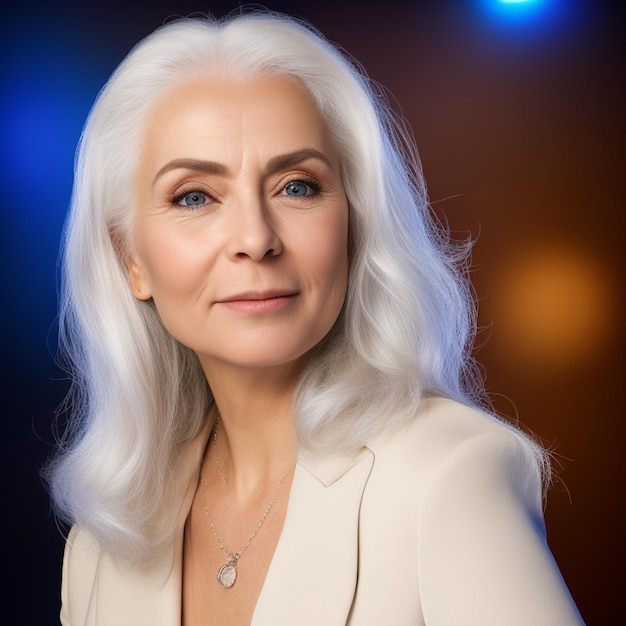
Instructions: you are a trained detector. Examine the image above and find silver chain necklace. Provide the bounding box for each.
[199,417,290,589]
[212,415,229,488]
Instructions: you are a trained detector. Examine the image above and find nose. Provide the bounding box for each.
[225,195,282,262]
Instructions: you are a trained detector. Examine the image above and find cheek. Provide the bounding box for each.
[308,209,350,296]
[135,232,210,299]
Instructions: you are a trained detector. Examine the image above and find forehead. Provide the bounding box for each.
[138,74,336,169]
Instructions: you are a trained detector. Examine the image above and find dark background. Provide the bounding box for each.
[2,1,623,623]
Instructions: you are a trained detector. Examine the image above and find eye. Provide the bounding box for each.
[282,180,319,197]
[175,190,211,207]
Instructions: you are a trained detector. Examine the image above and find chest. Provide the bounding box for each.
[181,471,292,626]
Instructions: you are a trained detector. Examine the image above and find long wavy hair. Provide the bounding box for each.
[45,11,547,563]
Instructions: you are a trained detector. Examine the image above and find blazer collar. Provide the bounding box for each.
[252,446,374,625]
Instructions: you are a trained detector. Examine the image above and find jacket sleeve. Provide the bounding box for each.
[417,430,585,625]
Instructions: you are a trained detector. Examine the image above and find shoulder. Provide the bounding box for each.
[366,396,544,499]
[60,523,184,626]
[60,526,101,625]
[62,524,101,579]
[368,395,525,451]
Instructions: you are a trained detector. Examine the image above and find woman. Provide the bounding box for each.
[46,10,584,625]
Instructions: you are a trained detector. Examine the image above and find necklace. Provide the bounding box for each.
[199,417,290,589]
[212,415,229,488]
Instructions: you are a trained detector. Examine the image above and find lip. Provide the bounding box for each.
[216,289,299,313]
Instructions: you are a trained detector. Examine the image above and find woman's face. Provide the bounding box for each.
[129,75,349,376]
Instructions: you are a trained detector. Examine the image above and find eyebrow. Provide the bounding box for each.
[152,149,333,185]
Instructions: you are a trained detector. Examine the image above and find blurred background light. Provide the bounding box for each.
[481,0,562,29]
[487,244,619,374]
[0,15,108,367]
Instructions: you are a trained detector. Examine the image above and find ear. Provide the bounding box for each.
[128,256,153,301]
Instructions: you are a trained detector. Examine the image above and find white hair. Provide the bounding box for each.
[45,10,548,563]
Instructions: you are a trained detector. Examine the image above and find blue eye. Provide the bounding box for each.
[284,181,315,197]
[177,191,210,207]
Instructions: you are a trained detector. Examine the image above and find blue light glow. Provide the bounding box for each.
[482,0,557,28]
[0,15,109,360]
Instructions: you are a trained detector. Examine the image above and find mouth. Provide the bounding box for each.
[217,290,299,313]
[219,289,298,302]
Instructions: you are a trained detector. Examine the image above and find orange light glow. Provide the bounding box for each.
[487,245,619,372]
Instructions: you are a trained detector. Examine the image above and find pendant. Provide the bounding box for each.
[217,556,238,588]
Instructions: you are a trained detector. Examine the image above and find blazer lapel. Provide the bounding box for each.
[252,446,374,626]
[92,542,181,625]
[89,420,212,626]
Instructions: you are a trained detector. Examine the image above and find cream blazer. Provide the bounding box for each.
[60,397,584,625]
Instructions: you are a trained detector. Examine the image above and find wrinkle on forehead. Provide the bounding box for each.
[138,74,338,180]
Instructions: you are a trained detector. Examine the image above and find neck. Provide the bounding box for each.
[201,360,300,497]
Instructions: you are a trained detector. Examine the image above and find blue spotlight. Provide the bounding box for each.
[496,0,541,5]
[483,0,553,27]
